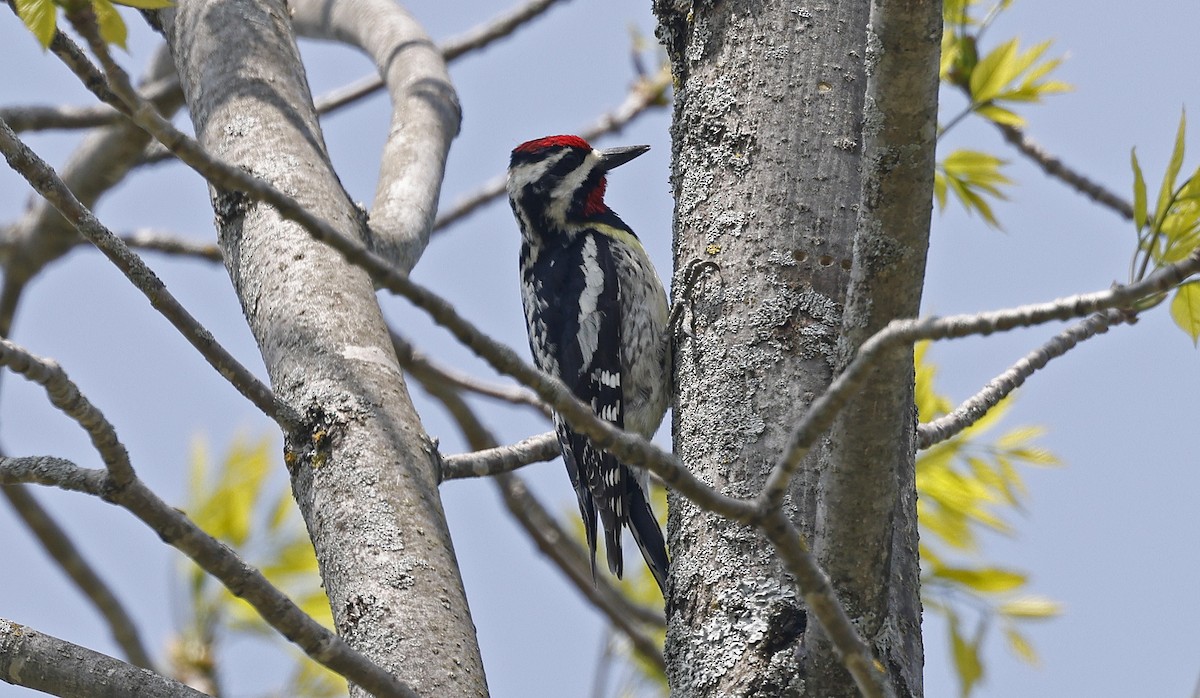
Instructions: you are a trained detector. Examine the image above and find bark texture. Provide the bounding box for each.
[820,2,941,695]
[655,1,934,695]
[161,2,486,695]
[0,619,206,698]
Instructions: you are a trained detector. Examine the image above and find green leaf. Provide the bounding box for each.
[934,171,949,210]
[949,616,984,698]
[1004,626,1040,665]
[14,0,58,48]
[975,104,1024,127]
[935,566,1027,593]
[92,0,127,50]
[938,150,1012,228]
[1156,110,1188,224]
[998,596,1062,619]
[969,38,1019,104]
[1131,148,1148,231]
[111,0,174,7]
[1170,281,1200,346]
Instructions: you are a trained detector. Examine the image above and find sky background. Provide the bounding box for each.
[2,1,1198,697]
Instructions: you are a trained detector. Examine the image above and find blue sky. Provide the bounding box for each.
[1,1,1197,696]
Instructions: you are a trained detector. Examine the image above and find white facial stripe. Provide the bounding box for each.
[506,149,571,197]
[548,150,601,221]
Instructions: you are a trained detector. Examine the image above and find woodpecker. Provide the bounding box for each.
[507,135,670,592]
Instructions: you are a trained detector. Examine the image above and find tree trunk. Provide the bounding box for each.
[160,2,487,695]
[655,1,936,695]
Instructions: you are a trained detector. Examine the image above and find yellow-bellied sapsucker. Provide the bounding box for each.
[507,135,670,592]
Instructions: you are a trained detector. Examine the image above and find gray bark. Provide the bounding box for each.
[819,1,941,695]
[160,2,486,696]
[0,619,207,698]
[655,0,935,695]
[290,0,460,273]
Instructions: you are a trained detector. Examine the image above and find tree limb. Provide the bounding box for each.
[0,618,205,698]
[995,122,1135,221]
[439,431,559,481]
[392,332,550,416]
[0,43,182,336]
[310,0,568,116]
[290,0,460,272]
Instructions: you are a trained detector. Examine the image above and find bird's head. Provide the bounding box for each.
[507,135,649,222]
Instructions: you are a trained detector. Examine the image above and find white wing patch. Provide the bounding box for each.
[575,235,606,368]
[597,370,620,388]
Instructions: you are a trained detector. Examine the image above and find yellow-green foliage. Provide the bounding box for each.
[916,343,1061,697]
[1129,112,1200,344]
[934,0,1070,229]
[14,0,172,50]
[181,437,344,698]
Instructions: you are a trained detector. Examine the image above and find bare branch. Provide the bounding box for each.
[433,66,672,231]
[0,117,296,430]
[0,618,205,698]
[0,103,123,133]
[918,308,1133,448]
[393,331,550,416]
[758,510,890,698]
[311,0,568,116]
[761,249,1200,506]
[0,74,181,134]
[0,42,182,338]
[0,336,133,485]
[291,0,460,272]
[440,431,559,481]
[0,455,418,698]
[996,122,1135,220]
[1,483,154,669]
[117,230,222,263]
[440,0,569,61]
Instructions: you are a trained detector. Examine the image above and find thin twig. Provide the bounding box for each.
[996,122,1135,221]
[440,431,559,481]
[312,0,568,116]
[118,230,223,263]
[918,308,1134,448]
[0,618,203,698]
[0,336,133,485]
[432,66,672,231]
[0,74,181,134]
[0,104,123,133]
[393,332,550,417]
[1,483,155,669]
[0,455,417,698]
[759,509,890,698]
[0,117,297,430]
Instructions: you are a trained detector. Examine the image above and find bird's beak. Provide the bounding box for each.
[597,144,650,171]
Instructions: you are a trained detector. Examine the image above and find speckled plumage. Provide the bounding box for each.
[507,135,670,591]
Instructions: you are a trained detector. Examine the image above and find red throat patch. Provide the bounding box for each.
[582,178,609,216]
